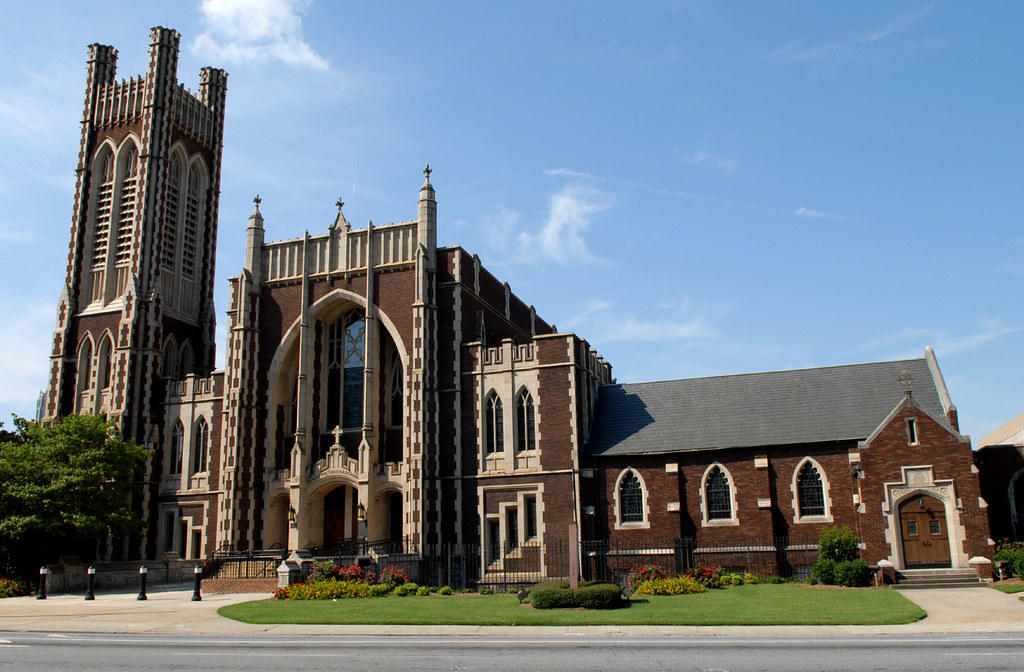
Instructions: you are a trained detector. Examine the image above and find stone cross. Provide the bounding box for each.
[330,425,344,449]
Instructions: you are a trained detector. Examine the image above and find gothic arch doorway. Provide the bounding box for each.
[322,485,357,548]
[898,494,951,568]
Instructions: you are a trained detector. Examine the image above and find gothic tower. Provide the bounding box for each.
[44,28,227,557]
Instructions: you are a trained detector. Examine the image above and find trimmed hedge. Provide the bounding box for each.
[530,581,623,610]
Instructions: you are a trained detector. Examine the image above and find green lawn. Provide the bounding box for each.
[219,584,925,626]
[993,583,1024,595]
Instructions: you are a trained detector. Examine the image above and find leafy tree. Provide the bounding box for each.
[0,414,149,557]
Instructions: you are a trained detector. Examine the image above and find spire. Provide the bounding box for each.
[421,164,435,198]
[332,195,350,231]
[249,194,263,225]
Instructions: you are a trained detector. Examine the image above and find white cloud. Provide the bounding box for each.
[0,302,55,415]
[793,206,849,220]
[765,6,934,68]
[565,299,718,345]
[519,183,613,265]
[853,318,1020,360]
[192,0,328,70]
[680,149,736,174]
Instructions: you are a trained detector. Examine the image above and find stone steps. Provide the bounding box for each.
[895,568,984,589]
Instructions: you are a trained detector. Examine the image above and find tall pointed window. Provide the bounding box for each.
[96,335,113,390]
[92,152,114,269]
[162,155,182,271]
[705,466,733,521]
[75,339,94,409]
[516,390,535,453]
[169,421,183,475]
[619,470,644,523]
[181,166,201,279]
[114,146,138,267]
[179,342,194,378]
[326,312,365,430]
[161,340,179,378]
[192,418,209,474]
[485,392,503,454]
[797,461,826,518]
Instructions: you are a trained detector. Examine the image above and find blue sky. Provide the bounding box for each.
[0,1,1020,441]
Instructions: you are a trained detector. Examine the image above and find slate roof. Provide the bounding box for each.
[583,358,949,457]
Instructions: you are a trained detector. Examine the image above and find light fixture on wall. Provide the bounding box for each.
[288,506,296,523]
[357,503,367,521]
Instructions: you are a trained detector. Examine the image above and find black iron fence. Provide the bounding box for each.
[208,549,287,579]
[281,535,821,590]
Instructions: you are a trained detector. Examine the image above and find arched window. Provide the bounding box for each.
[162,154,183,270]
[619,470,644,523]
[796,460,827,518]
[96,335,113,390]
[516,390,535,453]
[75,338,94,407]
[169,420,183,475]
[181,163,205,280]
[704,465,734,521]
[325,312,365,430]
[192,418,209,474]
[92,150,115,270]
[114,145,139,268]
[179,341,194,378]
[387,353,402,428]
[485,392,503,454]
[162,339,179,378]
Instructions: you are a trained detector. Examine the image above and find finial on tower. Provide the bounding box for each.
[336,196,345,211]
[423,164,432,184]
[253,194,262,210]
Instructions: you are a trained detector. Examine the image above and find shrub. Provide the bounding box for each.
[480,587,494,595]
[721,573,744,586]
[833,559,872,587]
[817,526,860,563]
[439,585,453,595]
[529,581,624,609]
[275,579,371,600]
[633,576,706,596]
[994,540,1024,578]
[307,561,374,584]
[416,586,431,596]
[627,564,666,589]
[685,565,723,589]
[368,583,391,597]
[393,582,420,596]
[810,559,836,586]
[0,577,31,598]
[378,565,409,589]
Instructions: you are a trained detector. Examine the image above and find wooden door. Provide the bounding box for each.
[899,494,951,567]
[323,487,349,547]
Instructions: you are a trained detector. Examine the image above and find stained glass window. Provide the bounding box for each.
[797,461,826,517]
[620,471,644,523]
[485,393,503,454]
[706,466,732,520]
[516,391,535,452]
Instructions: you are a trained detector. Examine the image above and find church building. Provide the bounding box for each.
[44,29,996,585]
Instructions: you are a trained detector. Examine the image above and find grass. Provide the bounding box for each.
[219,584,925,626]
[993,583,1024,595]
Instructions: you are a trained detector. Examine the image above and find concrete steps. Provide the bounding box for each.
[895,568,985,589]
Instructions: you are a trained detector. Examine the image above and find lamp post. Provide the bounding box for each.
[85,566,96,600]
[137,565,148,601]
[36,566,48,600]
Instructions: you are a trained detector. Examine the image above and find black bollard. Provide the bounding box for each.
[36,566,48,600]
[137,565,148,601]
[191,564,203,601]
[84,566,96,601]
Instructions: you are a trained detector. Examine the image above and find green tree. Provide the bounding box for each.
[0,414,149,553]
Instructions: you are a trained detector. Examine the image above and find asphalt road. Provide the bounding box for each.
[3,632,1024,672]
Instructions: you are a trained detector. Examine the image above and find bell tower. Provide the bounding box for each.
[45,27,227,448]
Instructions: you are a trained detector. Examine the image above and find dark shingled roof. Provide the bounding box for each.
[583,358,949,457]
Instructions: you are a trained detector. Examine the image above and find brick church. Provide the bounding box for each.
[44,29,999,583]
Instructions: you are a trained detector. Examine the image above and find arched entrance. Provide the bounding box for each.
[899,494,951,568]
[323,485,358,547]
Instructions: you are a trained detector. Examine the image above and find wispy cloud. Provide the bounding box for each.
[192,0,328,70]
[564,299,718,345]
[853,318,1020,360]
[0,302,54,412]
[765,6,934,68]
[793,206,850,221]
[680,148,737,174]
[518,183,613,265]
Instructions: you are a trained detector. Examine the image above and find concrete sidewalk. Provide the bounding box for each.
[1,584,1023,636]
